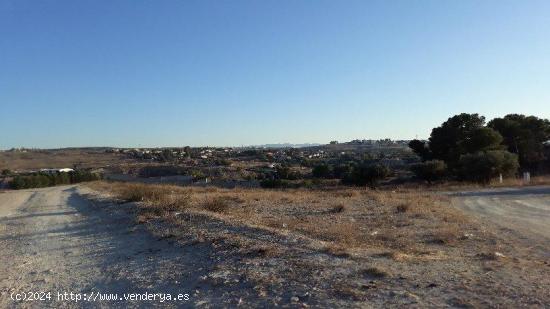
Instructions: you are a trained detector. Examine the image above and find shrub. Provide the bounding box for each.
[260,179,293,188]
[331,204,346,213]
[8,171,102,190]
[333,164,353,178]
[191,170,206,181]
[396,203,410,213]
[138,166,184,177]
[1,169,11,176]
[342,164,390,188]
[458,150,519,184]
[312,164,332,178]
[276,166,301,180]
[203,197,229,213]
[9,176,25,189]
[116,183,190,211]
[216,159,232,166]
[410,160,446,183]
[362,267,389,278]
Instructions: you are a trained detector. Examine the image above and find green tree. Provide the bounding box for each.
[428,113,487,167]
[312,164,331,178]
[410,160,446,183]
[333,164,353,178]
[408,140,431,161]
[159,149,175,162]
[343,164,390,188]
[9,176,25,189]
[488,114,550,172]
[460,127,504,153]
[458,150,519,184]
[276,165,300,180]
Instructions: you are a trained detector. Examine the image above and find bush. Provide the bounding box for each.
[410,160,447,183]
[138,166,184,177]
[260,179,293,188]
[1,169,11,176]
[458,150,519,184]
[342,164,390,188]
[332,164,353,178]
[9,171,102,190]
[203,197,229,213]
[115,183,191,213]
[312,164,331,178]
[191,170,206,181]
[215,159,232,166]
[276,166,301,180]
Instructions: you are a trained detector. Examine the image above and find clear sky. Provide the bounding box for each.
[1,0,549,149]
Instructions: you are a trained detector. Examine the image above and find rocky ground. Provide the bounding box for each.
[0,184,548,308]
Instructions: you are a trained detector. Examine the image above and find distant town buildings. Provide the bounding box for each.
[39,168,75,174]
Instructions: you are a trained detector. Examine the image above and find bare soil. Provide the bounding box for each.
[0,184,548,308]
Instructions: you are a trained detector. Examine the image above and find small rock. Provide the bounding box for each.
[495,252,506,258]
[291,296,300,303]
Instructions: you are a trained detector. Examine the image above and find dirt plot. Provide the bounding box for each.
[83,181,550,307]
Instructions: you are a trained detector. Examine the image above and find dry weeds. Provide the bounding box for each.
[87,181,477,255]
[83,181,550,307]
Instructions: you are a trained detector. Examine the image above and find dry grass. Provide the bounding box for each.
[82,180,550,307]
[203,197,229,213]
[362,266,389,278]
[86,181,479,256]
[398,175,550,192]
[88,181,191,216]
[0,149,134,171]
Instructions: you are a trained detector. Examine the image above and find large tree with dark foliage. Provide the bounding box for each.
[414,113,505,169]
[408,139,431,161]
[488,114,550,172]
[460,127,504,153]
[408,113,523,183]
[429,114,493,167]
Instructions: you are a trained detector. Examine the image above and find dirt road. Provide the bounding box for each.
[451,186,550,257]
[0,186,219,308]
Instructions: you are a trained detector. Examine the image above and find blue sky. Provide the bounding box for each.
[1,1,549,148]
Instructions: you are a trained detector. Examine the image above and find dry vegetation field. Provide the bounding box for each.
[397,175,550,192]
[0,149,130,170]
[85,181,549,307]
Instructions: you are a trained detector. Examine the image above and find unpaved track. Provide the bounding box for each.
[451,186,550,257]
[0,186,214,308]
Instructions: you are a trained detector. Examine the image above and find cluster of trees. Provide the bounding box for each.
[9,171,102,190]
[341,164,390,188]
[311,162,390,188]
[409,113,550,184]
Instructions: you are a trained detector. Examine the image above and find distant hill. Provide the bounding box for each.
[241,143,322,149]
